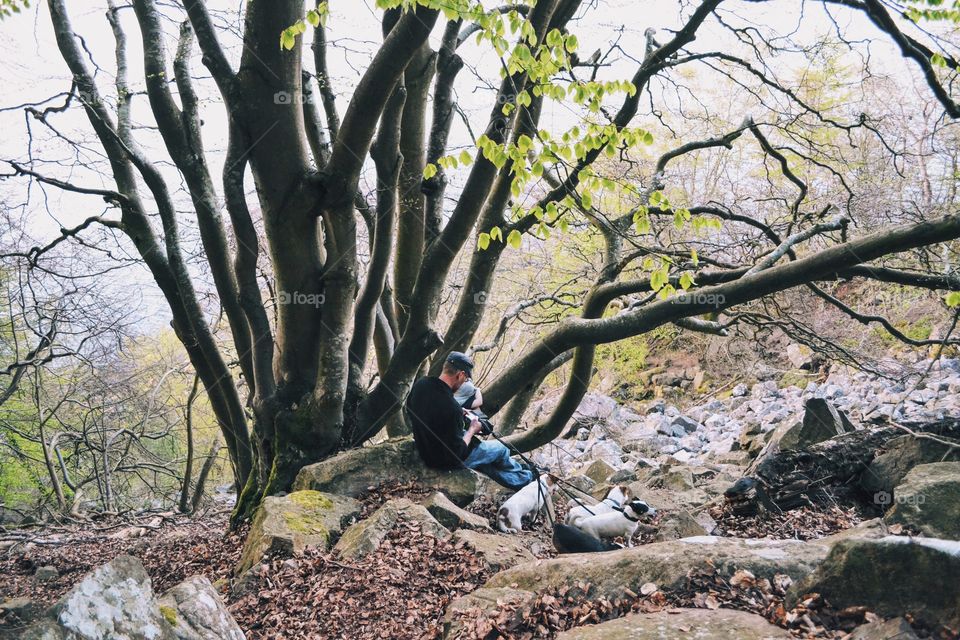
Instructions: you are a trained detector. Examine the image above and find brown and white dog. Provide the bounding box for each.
[575,498,655,547]
[497,475,557,533]
[565,485,631,528]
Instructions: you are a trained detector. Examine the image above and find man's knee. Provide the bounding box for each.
[493,442,512,462]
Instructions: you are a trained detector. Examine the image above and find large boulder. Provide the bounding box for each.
[791,536,960,629]
[555,609,792,639]
[293,437,481,506]
[444,537,825,639]
[483,536,828,597]
[859,435,960,497]
[884,462,960,539]
[18,556,243,640]
[236,490,360,576]
[43,555,175,640]
[333,498,449,560]
[157,576,244,640]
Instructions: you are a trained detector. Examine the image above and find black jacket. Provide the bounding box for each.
[406,377,474,469]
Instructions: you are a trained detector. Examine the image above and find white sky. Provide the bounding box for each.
[0,0,951,331]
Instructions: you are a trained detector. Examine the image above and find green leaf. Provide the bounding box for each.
[580,190,593,209]
[679,272,695,290]
[642,130,654,145]
[478,232,491,250]
[489,226,503,242]
[423,163,437,179]
[947,291,960,307]
[280,29,297,50]
[458,150,473,166]
[306,10,320,27]
[507,229,523,249]
[565,34,579,52]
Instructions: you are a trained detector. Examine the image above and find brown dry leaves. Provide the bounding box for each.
[709,503,863,541]
[230,519,489,640]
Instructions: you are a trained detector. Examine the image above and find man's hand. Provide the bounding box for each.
[463,415,483,447]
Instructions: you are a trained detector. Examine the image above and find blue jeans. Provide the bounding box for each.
[463,440,535,490]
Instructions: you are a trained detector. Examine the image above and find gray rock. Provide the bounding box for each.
[732,383,749,397]
[479,536,828,599]
[586,440,624,468]
[884,462,960,539]
[848,617,919,640]
[645,400,666,414]
[678,434,702,452]
[47,555,176,640]
[654,510,709,542]
[293,437,481,506]
[582,459,617,484]
[671,415,702,433]
[791,536,960,629]
[0,597,40,625]
[157,576,244,640]
[860,435,960,496]
[34,566,59,582]
[555,608,792,639]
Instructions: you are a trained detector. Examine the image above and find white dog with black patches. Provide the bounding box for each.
[574,498,655,547]
[565,485,631,527]
[497,475,557,533]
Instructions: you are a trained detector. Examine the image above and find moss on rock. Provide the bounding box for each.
[158,605,177,627]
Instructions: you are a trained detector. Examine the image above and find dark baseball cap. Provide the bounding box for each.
[446,351,474,376]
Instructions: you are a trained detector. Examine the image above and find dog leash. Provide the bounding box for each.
[487,429,603,520]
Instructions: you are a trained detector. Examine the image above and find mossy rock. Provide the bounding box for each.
[779,368,814,389]
[158,605,177,627]
[235,490,360,576]
[293,437,482,506]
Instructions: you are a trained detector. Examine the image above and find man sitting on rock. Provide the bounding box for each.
[405,351,536,490]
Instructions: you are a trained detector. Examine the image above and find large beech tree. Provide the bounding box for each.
[7,0,960,520]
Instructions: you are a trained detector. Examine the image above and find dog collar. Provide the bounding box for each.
[613,505,641,522]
